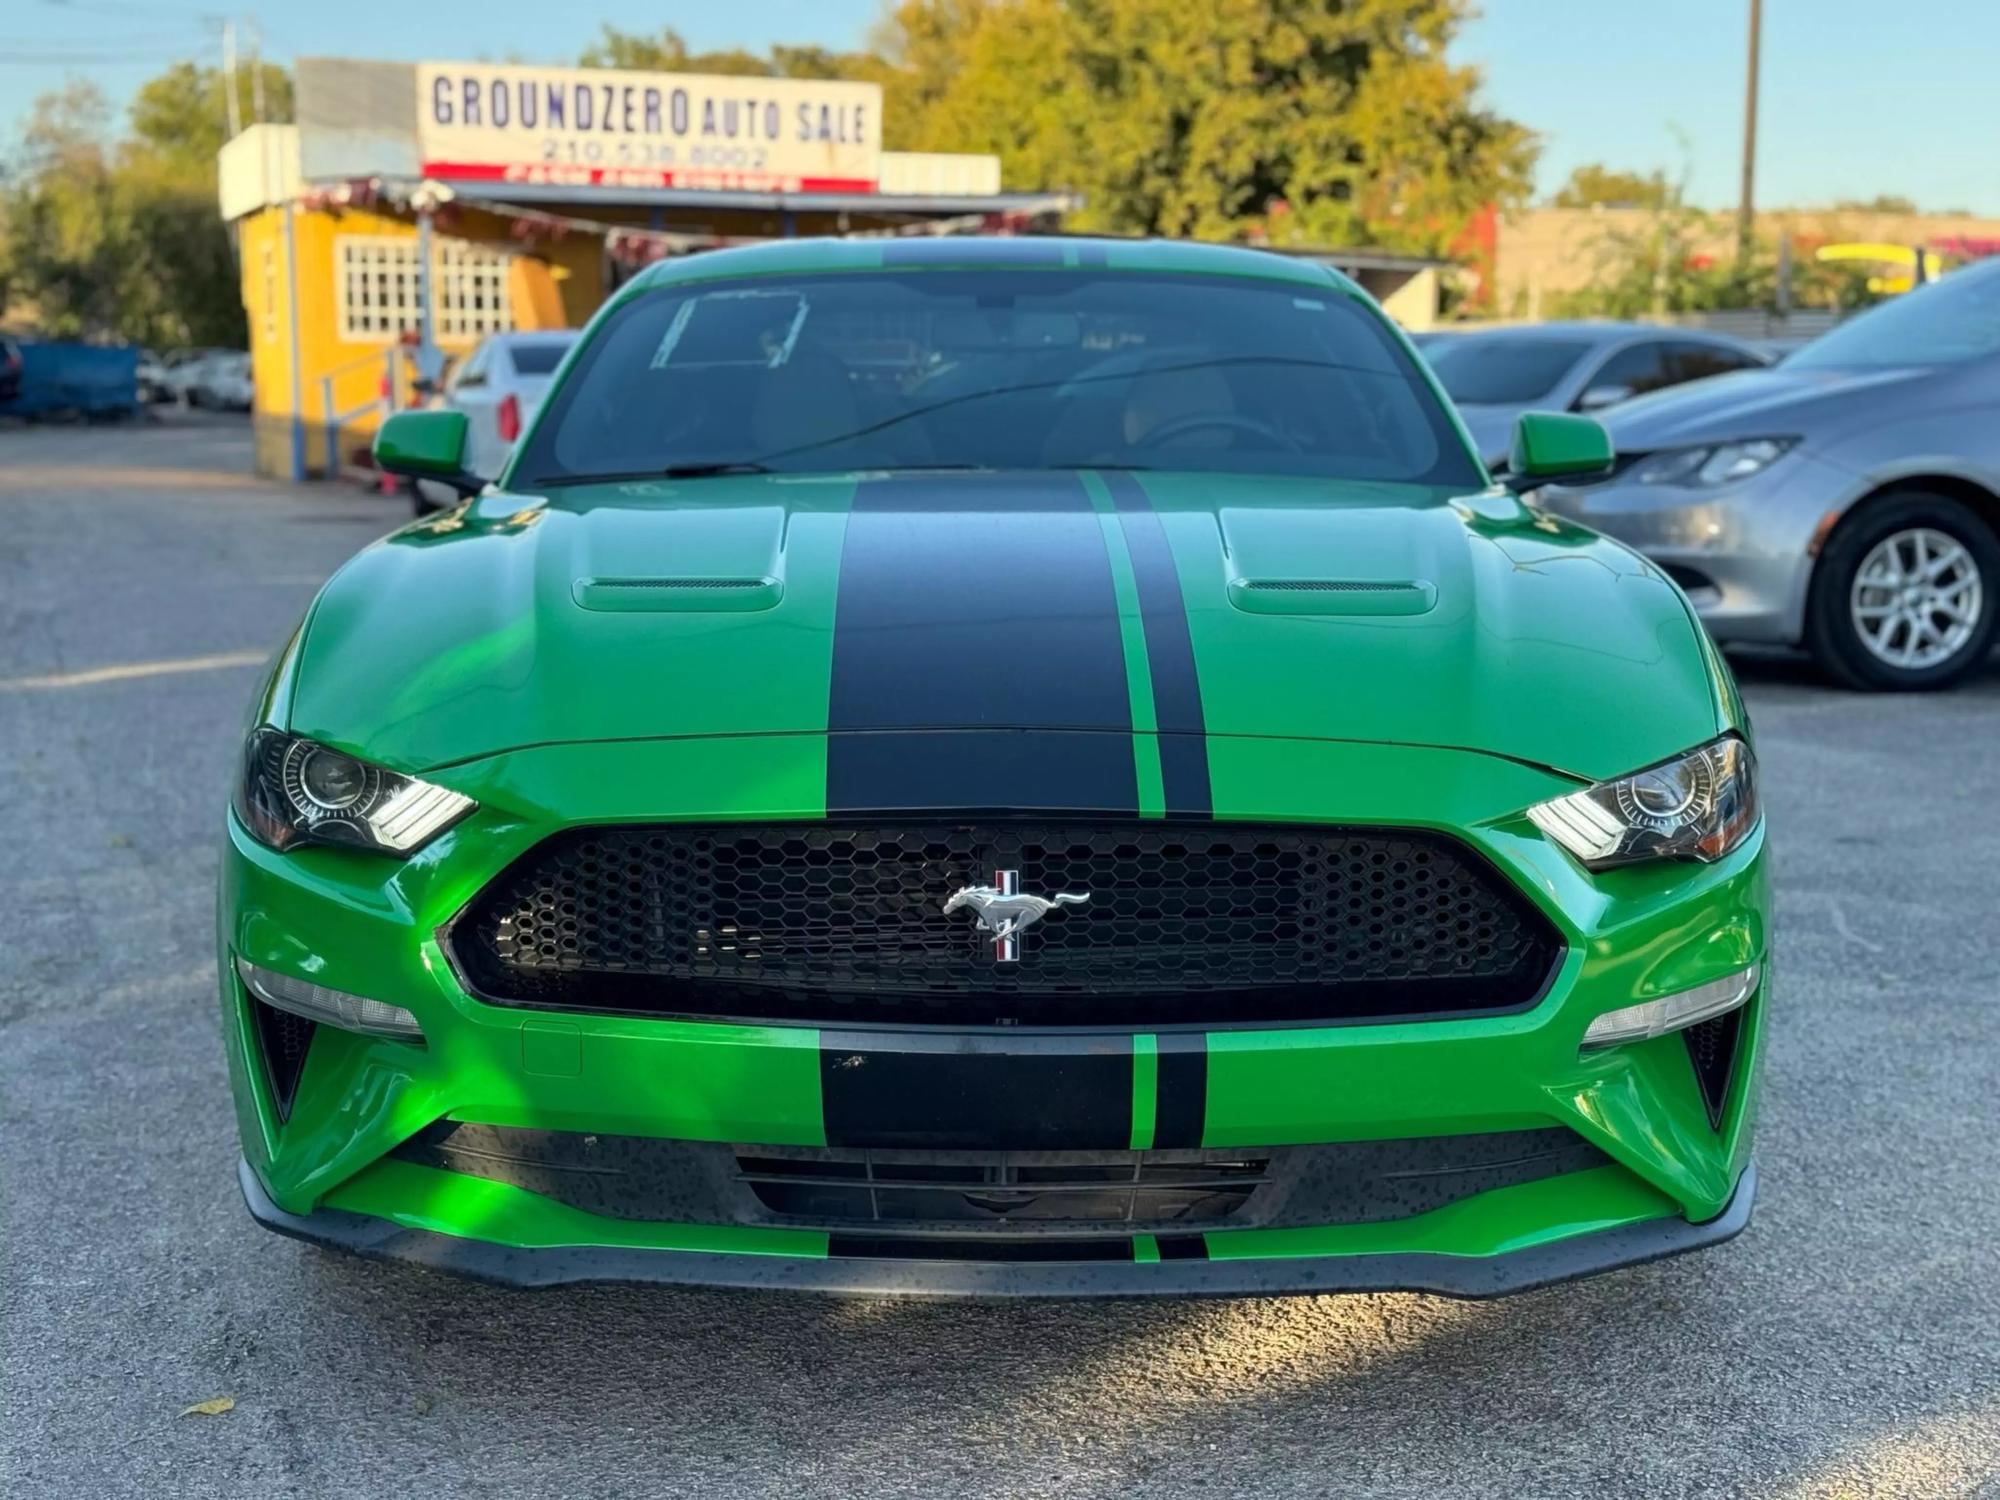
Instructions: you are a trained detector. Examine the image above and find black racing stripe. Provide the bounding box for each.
[1103,470,1212,816]
[1152,1033,1208,1149]
[826,731,1136,815]
[881,239,1067,266]
[827,473,1136,815]
[1154,1235,1208,1261]
[829,1236,1134,1262]
[819,1032,1135,1149]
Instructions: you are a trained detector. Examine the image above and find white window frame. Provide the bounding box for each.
[335,234,515,343]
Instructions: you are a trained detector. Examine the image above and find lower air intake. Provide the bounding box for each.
[736,1149,1268,1226]
[389,1124,1611,1238]
[1684,1007,1745,1129]
[250,999,314,1122]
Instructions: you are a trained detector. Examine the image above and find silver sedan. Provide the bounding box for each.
[1539,260,2000,690]
[1422,322,1768,468]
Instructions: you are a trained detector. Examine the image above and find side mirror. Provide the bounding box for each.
[374,410,483,496]
[1576,383,1633,412]
[1503,411,1614,492]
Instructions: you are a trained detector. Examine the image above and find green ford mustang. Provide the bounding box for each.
[220,237,1766,1296]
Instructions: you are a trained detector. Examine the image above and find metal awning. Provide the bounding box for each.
[402,178,1077,217]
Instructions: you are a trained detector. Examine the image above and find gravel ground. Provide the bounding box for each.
[2,414,1996,1499]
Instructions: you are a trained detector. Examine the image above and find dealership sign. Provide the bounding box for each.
[415,63,882,194]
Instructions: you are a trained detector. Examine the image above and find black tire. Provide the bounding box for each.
[1808,490,2000,691]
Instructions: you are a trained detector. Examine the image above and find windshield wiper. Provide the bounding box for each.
[658,460,773,479]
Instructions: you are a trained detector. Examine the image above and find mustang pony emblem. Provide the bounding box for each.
[944,870,1089,962]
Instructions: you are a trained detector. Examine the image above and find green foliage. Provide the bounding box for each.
[583,1,1533,255]
[580,25,892,85]
[875,0,1533,253]
[1550,187,1889,319]
[130,60,292,168]
[1,66,270,345]
[1552,163,1671,210]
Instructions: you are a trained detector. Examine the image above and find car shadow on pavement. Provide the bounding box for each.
[272,1215,1993,1498]
[1724,643,2000,696]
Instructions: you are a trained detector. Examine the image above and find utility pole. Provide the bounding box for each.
[222,18,243,140]
[1737,0,1762,259]
[249,15,267,126]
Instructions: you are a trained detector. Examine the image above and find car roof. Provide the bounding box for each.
[1440,321,1757,351]
[628,236,1360,298]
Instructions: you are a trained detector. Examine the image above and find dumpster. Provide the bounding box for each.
[0,341,141,419]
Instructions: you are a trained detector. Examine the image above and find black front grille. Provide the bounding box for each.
[448,822,1562,1027]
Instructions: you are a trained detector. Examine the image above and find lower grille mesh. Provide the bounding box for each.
[390,1124,1612,1237]
[448,822,1562,1027]
[736,1149,1268,1226]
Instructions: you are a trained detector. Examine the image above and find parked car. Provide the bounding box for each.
[222,239,1766,1297]
[0,335,22,404]
[1423,323,1769,467]
[412,331,579,512]
[160,348,233,405]
[1539,260,2000,691]
[136,348,169,403]
[187,352,253,411]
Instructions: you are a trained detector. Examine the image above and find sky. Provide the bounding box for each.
[9,0,1999,215]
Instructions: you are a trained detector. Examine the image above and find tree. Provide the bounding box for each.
[0,82,139,338]
[0,66,274,345]
[1552,163,1672,210]
[582,2,1532,255]
[874,0,1534,252]
[579,26,902,99]
[129,60,294,167]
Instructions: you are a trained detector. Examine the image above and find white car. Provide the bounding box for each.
[414,331,577,512]
[161,349,232,405]
[187,352,253,411]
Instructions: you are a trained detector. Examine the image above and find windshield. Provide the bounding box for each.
[508,342,571,376]
[514,270,1479,487]
[1422,336,1592,404]
[1789,261,2000,369]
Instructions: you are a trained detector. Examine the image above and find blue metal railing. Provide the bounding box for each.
[318,347,404,478]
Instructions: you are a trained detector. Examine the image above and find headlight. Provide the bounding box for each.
[1629,438,1794,487]
[236,728,475,856]
[1528,735,1758,870]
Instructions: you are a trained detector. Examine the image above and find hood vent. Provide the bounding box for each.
[573,575,784,613]
[1228,578,1438,617]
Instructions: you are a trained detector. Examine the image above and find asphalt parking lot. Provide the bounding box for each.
[2,414,1996,1500]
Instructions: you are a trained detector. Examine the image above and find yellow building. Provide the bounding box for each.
[219,58,1071,480]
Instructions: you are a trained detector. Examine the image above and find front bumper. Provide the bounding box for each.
[220,734,1767,1295]
[240,1156,1755,1298]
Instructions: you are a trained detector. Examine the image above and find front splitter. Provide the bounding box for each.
[239,1156,1755,1300]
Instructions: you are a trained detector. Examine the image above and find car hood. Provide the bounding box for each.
[1599,363,1940,449]
[287,471,1726,783]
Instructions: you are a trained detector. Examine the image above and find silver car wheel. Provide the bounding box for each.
[1849,527,1985,670]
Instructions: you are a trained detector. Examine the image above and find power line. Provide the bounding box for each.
[37,0,217,15]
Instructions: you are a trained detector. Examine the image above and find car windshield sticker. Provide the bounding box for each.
[650,290,811,370]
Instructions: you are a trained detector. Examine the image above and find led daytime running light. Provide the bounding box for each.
[237,957,425,1041]
[1580,963,1759,1051]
